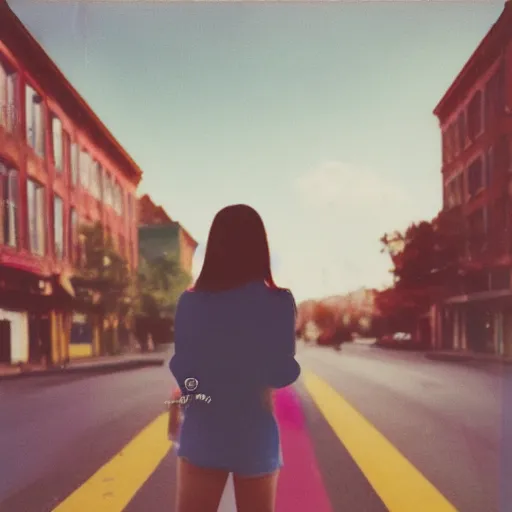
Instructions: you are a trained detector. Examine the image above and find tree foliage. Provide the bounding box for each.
[296,291,376,346]
[75,222,134,315]
[377,208,466,330]
[136,252,192,318]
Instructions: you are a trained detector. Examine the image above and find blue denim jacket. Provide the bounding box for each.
[169,280,301,475]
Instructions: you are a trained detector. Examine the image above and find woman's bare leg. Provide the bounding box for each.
[233,470,280,512]
[175,457,229,512]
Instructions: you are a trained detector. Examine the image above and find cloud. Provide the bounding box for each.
[275,161,418,300]
[296,161,409,212]
[190,162,414,301]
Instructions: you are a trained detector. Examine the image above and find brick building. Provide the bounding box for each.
[138,194,197,275]
[431,0,512,355]
[0,2,142,365]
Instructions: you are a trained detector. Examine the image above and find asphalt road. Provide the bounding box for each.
[0,344,510,512]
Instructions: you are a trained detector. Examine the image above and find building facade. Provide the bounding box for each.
[0,2,142,365]
[138,194,197,274]
[432,0,512,355]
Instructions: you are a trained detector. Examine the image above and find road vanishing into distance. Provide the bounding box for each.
[0,343,510,512]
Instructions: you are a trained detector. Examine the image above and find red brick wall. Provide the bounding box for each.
[437,31,512,269]
[0,40,140,276]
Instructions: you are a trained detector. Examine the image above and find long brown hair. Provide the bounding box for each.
[193,204,281,292]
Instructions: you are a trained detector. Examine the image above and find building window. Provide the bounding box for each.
[117,186,124,215]
[450,123,458,157]
[27,179,45,256]
[444,172,464,209]
[485,147,493,187]
[467,91,483,141]
[70,207,78,264]
[112,182,118,212]
[467,207,487,256]
[127,192,133,225]
[25,85,45,157]
[0,163,19,248]
[467,157,483,197]
[492,198,507,255]
[457,112,466,151]
[79,149,90,190]
[54,195,64,260]
[70,143,79,186]
[112,182,123,215]
[62,131,71,176]
[0,58,18,133]
[103,171,113,206]
[51,115,63,172]
[485,66,505,129]
[90,161,101,199]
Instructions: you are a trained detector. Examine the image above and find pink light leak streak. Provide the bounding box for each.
[274,387,333,512]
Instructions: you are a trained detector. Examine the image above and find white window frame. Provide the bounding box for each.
[0,163,19,248]
[70,142,79,186]
[25,84,45,157]
[51,115,63,171]
[70,207,78,263]
[79,149,90,190]
[27,178,46,256]
[54,194,64,260]
[0,59,18,134]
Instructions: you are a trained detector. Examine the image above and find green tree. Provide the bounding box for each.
[378,209,466,331]
[136,252,192,318]
[75,222,135,353]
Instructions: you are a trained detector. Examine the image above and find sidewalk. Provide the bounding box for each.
[425,350,512,366]
[0,346,169,380]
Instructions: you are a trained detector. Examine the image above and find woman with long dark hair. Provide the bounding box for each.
[168,204,301,512]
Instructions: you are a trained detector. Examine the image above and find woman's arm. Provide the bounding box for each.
[169,293,194,394]
[266,290,301,389]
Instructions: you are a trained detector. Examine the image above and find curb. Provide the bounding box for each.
[372,343,429,353]
[424,353,512,365]
[0,358,165,381]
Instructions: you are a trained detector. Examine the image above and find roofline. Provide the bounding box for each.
[1,1,143,184]
[433,2,512,119]
[177,223,199,249]
[138,221,198,249]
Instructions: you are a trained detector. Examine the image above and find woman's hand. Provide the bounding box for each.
[168,387,183,442]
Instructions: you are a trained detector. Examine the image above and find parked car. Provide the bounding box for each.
[376,331,427,350]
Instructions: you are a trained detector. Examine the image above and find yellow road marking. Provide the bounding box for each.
[52,413,171,512]
[302,371,458,512]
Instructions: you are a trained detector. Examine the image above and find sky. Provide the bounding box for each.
[7,0,505,302]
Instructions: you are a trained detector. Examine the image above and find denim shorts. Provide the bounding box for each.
[177,444,283,478]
